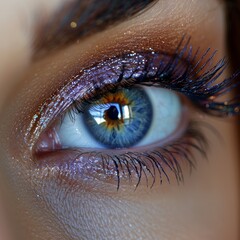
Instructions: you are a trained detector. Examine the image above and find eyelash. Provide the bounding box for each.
[70,121,209,190]
[33,36,240,190]
[70,36,240,117]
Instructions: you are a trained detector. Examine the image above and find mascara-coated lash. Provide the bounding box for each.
[35,121,209,190]
[71,38,240,117]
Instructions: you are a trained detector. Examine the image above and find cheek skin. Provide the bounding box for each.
[0,1,239,240]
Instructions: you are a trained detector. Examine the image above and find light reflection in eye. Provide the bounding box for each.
[88,103,133,125]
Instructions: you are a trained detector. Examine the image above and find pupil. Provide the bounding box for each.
[105,105,119,121]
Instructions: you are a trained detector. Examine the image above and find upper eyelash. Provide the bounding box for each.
[71,36,240,118]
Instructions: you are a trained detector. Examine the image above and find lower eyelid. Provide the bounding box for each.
[33,121,207,190]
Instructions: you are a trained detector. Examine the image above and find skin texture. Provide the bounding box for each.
[0,0,239,240]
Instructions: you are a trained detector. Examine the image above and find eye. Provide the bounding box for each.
[31,38,239,189]
[57,86,183,149]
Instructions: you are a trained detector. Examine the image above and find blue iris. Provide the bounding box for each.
[83,87,153,148]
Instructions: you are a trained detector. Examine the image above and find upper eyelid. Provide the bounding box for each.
[23,44,210,146]
[25,50,184,148]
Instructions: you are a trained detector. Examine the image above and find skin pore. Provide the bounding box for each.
[0,0,239,240]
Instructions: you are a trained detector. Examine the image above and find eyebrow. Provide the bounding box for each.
[33,0,156,58]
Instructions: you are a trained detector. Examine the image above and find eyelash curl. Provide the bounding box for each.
[71,36,240,117]
[34,36,240,190]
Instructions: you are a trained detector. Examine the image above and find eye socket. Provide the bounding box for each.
[30,39,239,189]
[56,86,183,149]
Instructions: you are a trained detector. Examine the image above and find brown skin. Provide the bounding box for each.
[0,0,239,239]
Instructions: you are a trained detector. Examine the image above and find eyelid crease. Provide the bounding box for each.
[25,36,240,151]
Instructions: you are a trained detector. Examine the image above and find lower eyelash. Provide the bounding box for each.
[35,121,211,190]
[94,121,209,190]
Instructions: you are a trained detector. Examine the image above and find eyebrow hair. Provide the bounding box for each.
[34,0,156,58]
